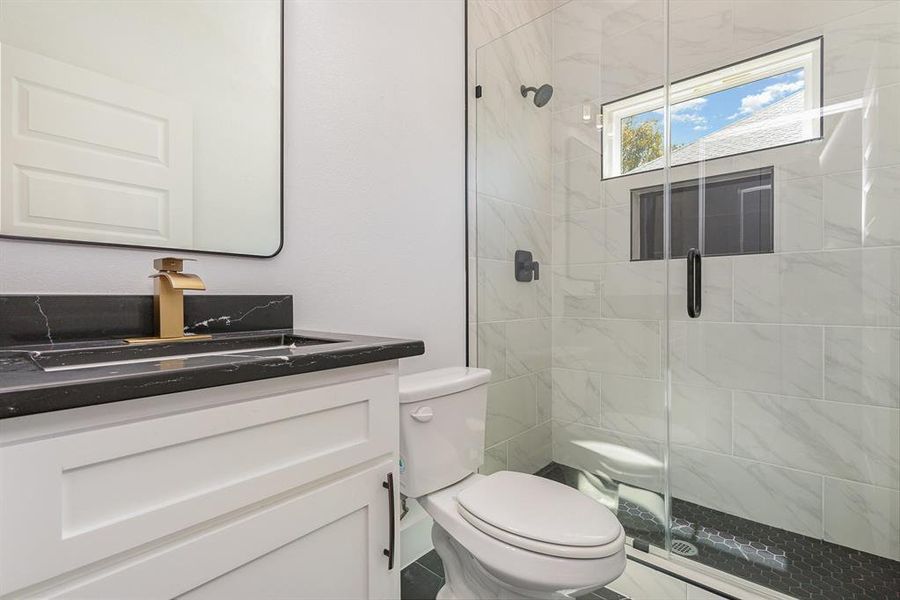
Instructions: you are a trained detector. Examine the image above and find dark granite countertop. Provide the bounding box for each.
[0,329,424,419]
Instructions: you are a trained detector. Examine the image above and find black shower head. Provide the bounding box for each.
[521,83,553,108]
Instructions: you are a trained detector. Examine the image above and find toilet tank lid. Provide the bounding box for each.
[399,367,491,404]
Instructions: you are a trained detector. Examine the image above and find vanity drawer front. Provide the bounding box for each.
[0,371,398,595]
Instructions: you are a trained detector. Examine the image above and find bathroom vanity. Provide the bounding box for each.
[0,295,423,599]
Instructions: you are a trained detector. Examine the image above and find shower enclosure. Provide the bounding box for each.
[471,1,899,597]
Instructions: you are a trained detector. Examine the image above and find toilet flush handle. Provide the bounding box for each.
[410,407,433,422]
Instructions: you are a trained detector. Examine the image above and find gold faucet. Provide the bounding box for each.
[125,257,211,344]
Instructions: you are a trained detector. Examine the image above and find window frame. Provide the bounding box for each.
[629,167,776,262]
[601,37,823,180]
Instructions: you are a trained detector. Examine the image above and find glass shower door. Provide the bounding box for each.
[663,2,900,596]
[473,0,674,561]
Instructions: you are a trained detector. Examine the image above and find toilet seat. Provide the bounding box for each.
[458,504,624,559]
[456,471,623,559]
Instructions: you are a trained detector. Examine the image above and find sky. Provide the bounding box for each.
[628,68,805,148]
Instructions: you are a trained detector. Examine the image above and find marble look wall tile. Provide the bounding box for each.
[601,168,665,208]
[608,559,687,600]
[507,203,552,260]
[597,19,666,105]
[776,176,823,252]
[551,368,602,426]
[553,318,661,378]
[824,170,863,249]
[670,446,823,538]
[600,374,666,441]
[535,267,552,317]
[477,195,552,262]
[551,103,600,163]
[475,16,552,214]
[485,374,539,446]
[866,83,900,169]
[551,264,604,318]
[863,165,900,247]
[552,420,665,493]
[824,478,900,561]
[468,0,559,50]
[671,384,733,453]
[733,248,900,327]
[506,318,551,377]
[668,0,733,81]
[822,2,900,100]
[552,0,663,110]
[601,261,666,320]
[536,368,552,423]
[825,326,900,408]
[552,152,603,215]
[476,118,552,214]
[669,321,823,398]
[476,194,507,260]
[552,205,631,264]
[733,391,900,488]
[477,321,506,382]
[508,421,552,474]
[480,442,508,475]
[477,258,537,321]
[731,1,887,51]
[668,256,733,322]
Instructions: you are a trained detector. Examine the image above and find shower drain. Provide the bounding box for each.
[671,540,699,557]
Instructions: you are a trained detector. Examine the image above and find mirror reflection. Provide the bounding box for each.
[0,0,282,256]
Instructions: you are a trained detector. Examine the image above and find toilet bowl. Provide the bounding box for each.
[399,367,626,599]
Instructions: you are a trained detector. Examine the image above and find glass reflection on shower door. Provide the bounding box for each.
[473,0,672,557]
[664,1,900,597]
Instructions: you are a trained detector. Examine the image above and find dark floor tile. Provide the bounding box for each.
[576,588,629,600]
[401,562,444,600]
[416,549,445,578]
[539,462,900,600]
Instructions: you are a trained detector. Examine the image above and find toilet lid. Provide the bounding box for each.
[456,471,623,548]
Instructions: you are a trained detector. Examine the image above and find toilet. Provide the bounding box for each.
[399,367,627,599]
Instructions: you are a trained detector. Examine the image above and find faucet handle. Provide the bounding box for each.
[153,257,196,272]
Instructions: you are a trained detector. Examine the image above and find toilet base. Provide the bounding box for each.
[431,524,592,600]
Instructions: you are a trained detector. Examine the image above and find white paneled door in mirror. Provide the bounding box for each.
[0,0,281,256]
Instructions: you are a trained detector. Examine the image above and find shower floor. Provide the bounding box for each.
[538,462,900,600]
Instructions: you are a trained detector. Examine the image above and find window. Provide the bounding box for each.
[602,38,822,179]
[631,168,774,261]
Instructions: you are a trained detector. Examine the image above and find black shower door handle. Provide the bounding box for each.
[686,248,702,318]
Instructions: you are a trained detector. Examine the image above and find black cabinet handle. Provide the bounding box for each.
[686,248,702,318]
[382,473,395,570]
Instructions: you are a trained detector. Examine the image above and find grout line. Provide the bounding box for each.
[413,559,444,582]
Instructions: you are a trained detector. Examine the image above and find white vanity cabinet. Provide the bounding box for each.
[0,362,401,599]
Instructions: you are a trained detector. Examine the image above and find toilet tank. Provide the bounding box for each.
[398,367,491,498]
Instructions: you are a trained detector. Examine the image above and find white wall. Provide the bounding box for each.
[0,0,467,374]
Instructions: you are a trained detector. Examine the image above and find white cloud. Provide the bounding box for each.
[673,112,707,126]
[672,97,707,113]
[693,125,708,131]
[728,80,805,119]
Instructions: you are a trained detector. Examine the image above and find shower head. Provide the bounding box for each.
[521,83,553,108]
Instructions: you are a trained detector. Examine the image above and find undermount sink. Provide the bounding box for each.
[26,333,343,372]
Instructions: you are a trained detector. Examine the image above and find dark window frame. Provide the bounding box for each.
[630,167,775,262]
